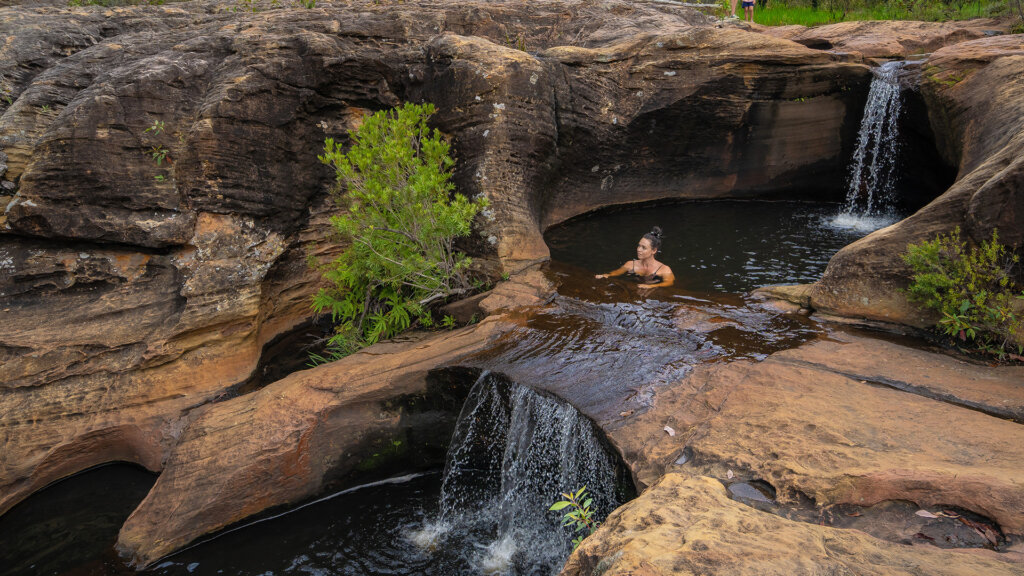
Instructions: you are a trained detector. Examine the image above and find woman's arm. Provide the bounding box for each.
[595,261,633,279]
[638,267,675,289]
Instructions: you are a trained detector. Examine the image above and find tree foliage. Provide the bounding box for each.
[904,227,1024,358]
[312,102,487,358]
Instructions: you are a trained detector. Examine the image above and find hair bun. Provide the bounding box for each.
[650,226,663,238]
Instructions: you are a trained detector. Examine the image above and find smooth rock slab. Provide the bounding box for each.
[761,19,1007,58]
[611,331,1024,535]
[562,473,1022,576]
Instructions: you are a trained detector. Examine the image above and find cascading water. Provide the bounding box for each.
[831,60,907,232]
[411,371,626,575]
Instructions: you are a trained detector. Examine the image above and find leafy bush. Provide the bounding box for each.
[312,102,487,358]
[903,227,1024,358]
[550,486,599,551]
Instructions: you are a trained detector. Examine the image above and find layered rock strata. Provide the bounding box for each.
[564,473,1021,576]
[115,314,518,567]
[1,0,1022,571]
[0,0,880,519]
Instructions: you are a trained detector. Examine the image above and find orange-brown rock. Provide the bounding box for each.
[3,0,1024,570]
[606,331,1024,535]
[0,0,878,521]
[551,329,1024,575]
[807,34,1024,328]
[761,19,1007,58]
[115,316,517,567]
[563,473,1022,576]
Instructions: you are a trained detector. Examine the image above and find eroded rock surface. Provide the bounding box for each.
[762,19,1007,58]
[113,268,553,566]
[0,0,877,518]
[563,473,1021,576]
[807,34,1024,327]
[2,0,1024,572]
[115,316,512,566]
[558,329,1024,575]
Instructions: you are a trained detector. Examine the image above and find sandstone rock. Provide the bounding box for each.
[115,316,513,567]
[611,332,1024,535]
[562,473,1022,576]
[761,19,1007,58]
[808,35,1024,328]
[0,0,879,516]
[2,2,1022,570]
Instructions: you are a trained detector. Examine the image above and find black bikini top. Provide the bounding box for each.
[627,260,663,283]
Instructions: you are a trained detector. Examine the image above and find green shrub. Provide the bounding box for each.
[550,486,599,551]
[312,102,487,359]
[903,227,1024,358]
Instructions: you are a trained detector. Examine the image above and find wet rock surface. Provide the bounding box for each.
[807,34,1024,330]
[1,0,1023,573]
[0,0,877,520]
[564,328,1024,575]
[115,315,518,567]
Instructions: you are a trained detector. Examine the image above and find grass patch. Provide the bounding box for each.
[719,0,1013,26]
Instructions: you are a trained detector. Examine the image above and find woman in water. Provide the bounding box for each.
[594,226,675,289]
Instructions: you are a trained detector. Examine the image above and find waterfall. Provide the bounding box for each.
[414,372,624,575]
[831,60,906,231]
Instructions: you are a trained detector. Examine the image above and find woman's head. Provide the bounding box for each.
[641,226,663,253]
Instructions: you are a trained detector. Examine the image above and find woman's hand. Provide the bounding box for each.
[595,274,609,279]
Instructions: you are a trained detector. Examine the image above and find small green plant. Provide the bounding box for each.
[441,314,456,330]
[297,0,316,7]
[150,145,169,166]
[501,272,510,281]
[39,104,51,113]
[904,227,1024,358]
[550,486,599,551]
[504,32,527,52]
[145,120,165,136]
[312,102,488,359]
[154,174,165,182]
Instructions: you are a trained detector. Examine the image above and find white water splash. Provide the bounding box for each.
[425,372,623,575]
[407,519,451,552]
[475,533,518,575]
[825,211,900,233]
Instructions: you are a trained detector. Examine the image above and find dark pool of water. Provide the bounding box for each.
[545,200,891,294]
[3,469,588,576]
[146,473,459,576]
[0,464,156,576]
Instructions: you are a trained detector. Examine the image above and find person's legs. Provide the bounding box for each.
[730,0,738,18]
[746,3,754,21]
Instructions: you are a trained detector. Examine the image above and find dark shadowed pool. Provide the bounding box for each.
[544,199,896,294]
